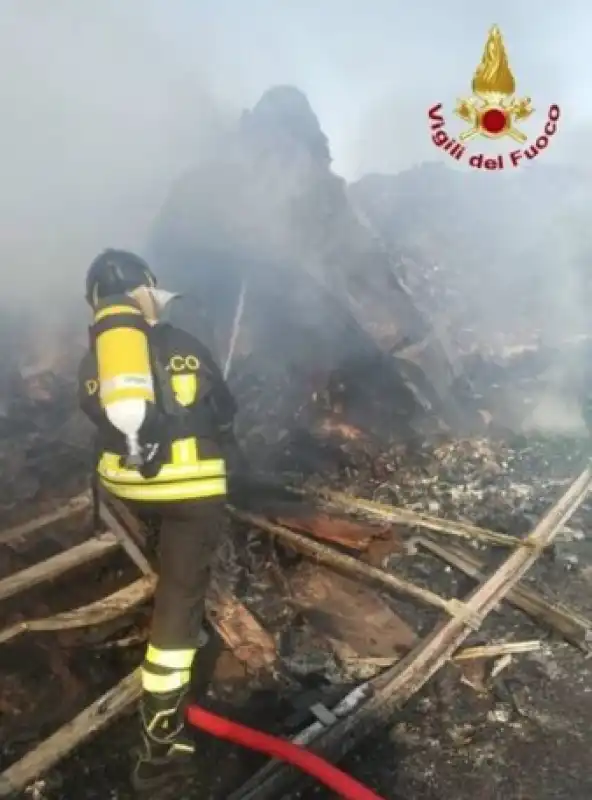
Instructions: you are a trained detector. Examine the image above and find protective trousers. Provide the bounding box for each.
[128,498,227,790]
[144,500,225,681]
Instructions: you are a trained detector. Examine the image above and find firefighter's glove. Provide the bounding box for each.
[137,442,166,479]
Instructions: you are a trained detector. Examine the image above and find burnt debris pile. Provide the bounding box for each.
[0,355,89,523]
[150,86,484,453]
[350,162,592,354]
[3,415,592,799]
[3,87,592,800]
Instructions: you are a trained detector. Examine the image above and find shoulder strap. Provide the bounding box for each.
[148,323,187,417]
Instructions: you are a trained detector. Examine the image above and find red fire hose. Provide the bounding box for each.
[186,704,386,800]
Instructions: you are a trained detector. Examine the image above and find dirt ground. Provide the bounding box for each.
[28,573,592,800]
[333,605,592,800]
[7,434,592,800]
[307,436,592,800]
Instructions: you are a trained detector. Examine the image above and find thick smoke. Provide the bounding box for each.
[3,1,590,436]
[0,0,235,354]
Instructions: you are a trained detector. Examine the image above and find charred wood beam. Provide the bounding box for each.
[98,503,154,576]
[3,469,589,797]
[417,535,592,652]
[452,640,542,662]
[273,513,380,551]
[337,640,544,674]
[97,499,282,670]
[0,533,119,603]
[0,501,280,670]
[0,667,142,798]
[307,488,534,548]
[0,581,286,792]
[243,477,529,548]
[97,490,150,552]
[230,467,592,800]
[0,493,90,547]
[0,493,151,575]
[206,583,282,674]
[0,496,286,795]
[0,577,157,645]
[229,508,463,617]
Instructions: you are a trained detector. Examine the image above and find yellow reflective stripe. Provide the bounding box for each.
[146,645,195,670]
[99,476,227,502]
[98,454,226,484]
[171,437,198,464]
[171,742,195,754]
[101,452,120,471]
[94,304,143,322]
[98,459,226,483]
[171,374,198,406]
[141,668,191,693]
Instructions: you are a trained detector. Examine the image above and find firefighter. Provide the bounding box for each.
[78,249,237,791]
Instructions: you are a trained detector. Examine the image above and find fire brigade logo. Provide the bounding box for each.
[427,25,561,170]
[455,26,533,143]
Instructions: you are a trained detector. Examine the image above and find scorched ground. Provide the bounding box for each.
[3,419,592,799]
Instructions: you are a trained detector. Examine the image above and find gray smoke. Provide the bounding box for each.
[2,0,590,421]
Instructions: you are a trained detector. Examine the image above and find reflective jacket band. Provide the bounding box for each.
[97,436,226,502]
[98,453,226,484]
[99,475,227,502]
[97,436,227,501]
[146,645,195,670]
[142,667,191,693]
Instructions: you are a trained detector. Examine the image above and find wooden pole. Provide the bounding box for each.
[206,583,281,673]
[0,668,142,798]
[229,508,458,615]
[98,503,153,576]
[0,533,118,603]
[100,493,148,551]
[231,467,592,799]
[0,493,90,547]
[0,577,156,645]
[309,488,533,548]
[453,640,542,661]
[417,535,592,652]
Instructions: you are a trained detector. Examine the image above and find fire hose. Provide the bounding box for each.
[186,704,387,800]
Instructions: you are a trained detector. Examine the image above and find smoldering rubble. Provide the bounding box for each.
[2,86,592,800]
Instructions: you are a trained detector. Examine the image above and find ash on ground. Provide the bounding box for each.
[304,432,592,800]
[10,430,592,800]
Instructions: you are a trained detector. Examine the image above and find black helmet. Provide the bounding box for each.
[85,249,156,305]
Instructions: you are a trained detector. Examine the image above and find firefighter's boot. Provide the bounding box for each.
[132,688,196,792]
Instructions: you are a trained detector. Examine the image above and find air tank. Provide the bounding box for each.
[92,297,155,464]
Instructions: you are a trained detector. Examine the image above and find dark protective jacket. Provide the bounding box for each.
[78,320,237,503]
